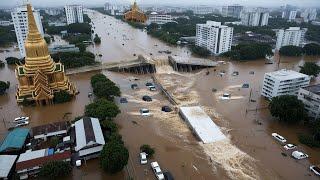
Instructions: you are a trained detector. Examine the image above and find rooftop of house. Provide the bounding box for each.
[265,69,309,81]
[0,128,29,153]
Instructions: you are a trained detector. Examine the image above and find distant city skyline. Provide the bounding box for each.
[0,0,319,8]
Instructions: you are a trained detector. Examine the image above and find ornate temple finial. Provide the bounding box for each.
[26,4,39,35]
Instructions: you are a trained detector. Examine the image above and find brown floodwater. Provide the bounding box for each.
[0,10,320,180]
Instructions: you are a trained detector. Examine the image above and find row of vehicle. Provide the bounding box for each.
[13,116,30,127]
[131,82,156,91]
[139,154,173,180]
[272,133,320,176]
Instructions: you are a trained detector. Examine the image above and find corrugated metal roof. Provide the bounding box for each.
[0,155,17,178]
[17,149,46,162]
[0,128,29,153]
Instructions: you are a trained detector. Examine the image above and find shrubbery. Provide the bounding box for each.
[39,161,72,179]
[53,90,72,103]
[140,144,155,158]
[299,62,320,77]
[298,134,320,148]
[51,51,96,69]
[190,45,211,57]
[85,99,120,120]
[0,81,10,95]
[221,43,273,60]
[90,73,121,101]
[279,45,303,56]
[303,43,320,56]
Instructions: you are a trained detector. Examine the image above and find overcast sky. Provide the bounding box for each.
[0,0,319,8]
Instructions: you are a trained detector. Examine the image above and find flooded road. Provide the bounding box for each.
[0,10,320,180]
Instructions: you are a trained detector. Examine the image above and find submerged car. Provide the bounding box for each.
[140,152,147,165]
[140,108,151,116]
[161,106,172,112]
[163,171,174,180]
[292,151,308,160]
[151,162,165,180]
[15,120,29,127]
[145,82,154,87]
[120,97,128,103]
[310,165,320,176]
[221,93,231,100]
[142,95,152,102]
[149,86,157,91]
[271,133,287,143]
[283,144,296,150]
[14,116,29,122]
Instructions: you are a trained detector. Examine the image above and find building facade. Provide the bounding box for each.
[275,27,306,50]
[64,5,83,25]
[221,5,243,18]
[241,11,269,26]
[261,69,310,99]
[298,85,320,120]
[44,8,62,16]
[301,8,317,22]
[147,12,174,25]
[196,21,233,55]
[282,10,297,21]
[11,5,44,57]
[15,4,76,105]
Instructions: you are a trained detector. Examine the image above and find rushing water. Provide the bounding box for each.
[0,10,320,180]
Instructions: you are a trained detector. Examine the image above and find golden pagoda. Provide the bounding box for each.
[15,4,76,106]
[123,1,147,23]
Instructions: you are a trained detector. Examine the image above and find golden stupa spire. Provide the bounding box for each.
[26,4,42,42]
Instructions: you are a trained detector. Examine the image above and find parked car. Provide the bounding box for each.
[140,108,151,116]
[142,95,152,102]
[292,151,308,160]
[221,93,231,100]
[161,106,172,112]
[14,116,29,122]
[15,120,29,127]
[145,82,154,87]
[120,97,128,103]
[131,84,138,89]
[149,86,156,91]
[271,133,287,143]
[310,165,320,176]
[151,162,165,180]
[242,83,249,88]
[163,171,174,180]
[283,144,296,150]
[140,152,147,165]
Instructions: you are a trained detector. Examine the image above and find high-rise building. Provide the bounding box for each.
[195,21,233,55]
[147,12,174,25]
[301,8,317,22]
[282,10,297,21]
[275,27,306,50]
[241,10,269,26]
[221,5,243,18]
[261,69,310,99]
[64,5,83,25]
[15,4,76,105]
[298,84,320,120]
[11,5,44,57]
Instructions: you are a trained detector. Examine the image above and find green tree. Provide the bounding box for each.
[190,45,211,57]
[91,73,108,87]
[51,51,96,69]
[67,23,91,34]
[5,57,21,65]
[303,43,320,56]
[100,141,129,174]
[85,99,120,120]
[221,43,273,60]
[0,81,9,95]
[269,95,306,123]
[299,62,320,77]
[39,161,71,179]
[49,136,60,148]
[44,36,51,44]
[83,14,91,23]
[93,81,120,100]
[94,34,101,44]
[53,90,72,103]
[76,43,86,53]
[279,45,303,56]
[140,144,155,158]
[101,120,118,133]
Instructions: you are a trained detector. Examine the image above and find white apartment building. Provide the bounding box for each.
[221,5,243,18]
[147,12,174,25]
[301,9,317,22]
[195,21,233,55]
[282,10,297,21]
[261,69,310,99]
[11,5,44,57]
[44,8,61,16]
[64,5,83,25]
[104,2,125,15]
[298,84,320,120]
[275,27,306,50]
[241,11,269,26]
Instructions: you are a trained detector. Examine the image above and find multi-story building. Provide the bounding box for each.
[191,6,215,15]
[147,12,174,25]
[301,8,317,22]
[11,5,44,57]
[64,5,83,25]
[282,10,297,21]
[261,69,310,99]
[275,27,307,50]
[195,21,233,55]
[104,2,125,15]
[241,11,269,26]
[298,84,320,120]
[44,8,62,16]
[221,5,243,18]
[0,20,12,26]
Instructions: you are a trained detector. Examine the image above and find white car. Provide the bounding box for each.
[14,116,29,122]
[292,151,308,160]
[283,144,296,150]
[151,162,164,180]
[140,152,147,165]
[140,108,151,116]
[15,120,29,127]
[310,165,320,176]
[271,133,287,143]
[221,93,231,100]
[149,86,156,91]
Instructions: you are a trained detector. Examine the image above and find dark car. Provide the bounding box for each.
[131,84,138,89]
[142,95,152,102]
[145,82,153,87]
[120,97,128,103]
[163,171,174,180]
[161,106,172,112]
